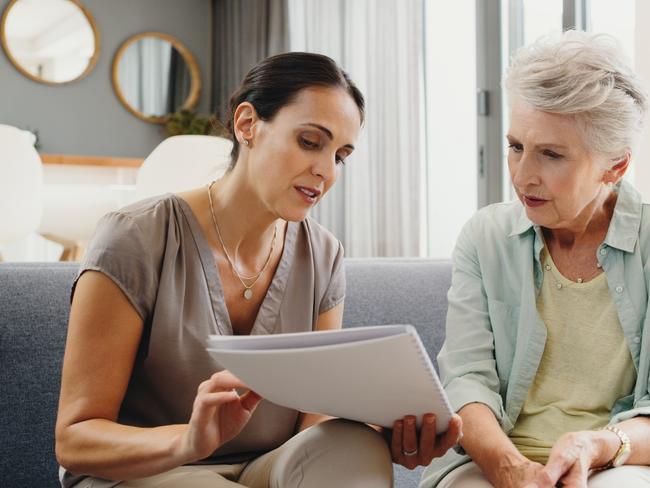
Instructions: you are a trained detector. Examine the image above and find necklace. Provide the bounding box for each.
[543,250,602,289]
[207,181,278,300]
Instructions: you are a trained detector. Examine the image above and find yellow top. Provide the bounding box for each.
[509,248,636,463]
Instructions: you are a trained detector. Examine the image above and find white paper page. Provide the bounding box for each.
[207,324,413,351]
[207,325,453,431]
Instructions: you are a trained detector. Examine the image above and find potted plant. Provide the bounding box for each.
[164,109,229,138]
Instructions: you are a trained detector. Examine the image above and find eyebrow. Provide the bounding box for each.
[506,135,568,150]
[301,123,355,151]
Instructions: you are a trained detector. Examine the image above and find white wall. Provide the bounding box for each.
[635,0,650,201]
[424,1,477,258]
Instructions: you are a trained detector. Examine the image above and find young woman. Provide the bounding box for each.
[56,52,461,488]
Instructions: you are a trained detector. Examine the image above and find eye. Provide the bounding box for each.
[542,149,563,160]
[299,136,319,149]
[335,154,346,166]
[508,143,523,153]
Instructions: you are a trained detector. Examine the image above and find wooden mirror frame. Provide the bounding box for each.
[111,31,201,125]
[0,0,100,85]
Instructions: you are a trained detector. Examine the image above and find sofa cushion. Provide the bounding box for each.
[0,263,78,486]
[343,258,451,369]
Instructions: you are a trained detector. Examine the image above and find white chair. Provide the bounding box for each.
[0,124,43,261]
[135,135,233,200]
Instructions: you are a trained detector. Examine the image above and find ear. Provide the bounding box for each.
[603,152,630,185]
[232,102,258,144]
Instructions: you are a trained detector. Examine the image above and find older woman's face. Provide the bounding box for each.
[507,99,612,230]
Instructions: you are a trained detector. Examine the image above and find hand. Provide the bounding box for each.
[524,431,611,488]
[176,370,262,463]
[388,413,462,470]
[484,458,543,488]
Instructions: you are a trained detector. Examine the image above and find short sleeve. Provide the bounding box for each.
[318,240,346,314]
[71,210,164,321]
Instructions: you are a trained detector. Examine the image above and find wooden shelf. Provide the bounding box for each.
[41,153,144,168]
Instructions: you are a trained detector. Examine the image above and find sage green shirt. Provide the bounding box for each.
[421,180,650,487]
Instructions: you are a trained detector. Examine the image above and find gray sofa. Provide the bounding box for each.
[0,258,451,488]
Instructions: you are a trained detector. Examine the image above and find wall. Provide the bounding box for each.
[0,0,210,158]
[635,0,650,201]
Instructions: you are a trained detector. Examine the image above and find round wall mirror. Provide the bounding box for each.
[0,0,99,85]
[112,32,201,124]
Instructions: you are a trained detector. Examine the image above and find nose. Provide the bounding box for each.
[510,150,539,190]
[311,153,338,182]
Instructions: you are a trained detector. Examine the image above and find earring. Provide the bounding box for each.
[242,138,249,146]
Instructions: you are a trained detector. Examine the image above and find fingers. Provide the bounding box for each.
[198,370,251,393]
[432,414,462,458]
[390,416,420,470]
[524,432,596,488]
[390,414,463,470]
[239,390,263,412]
[390,419,404,462]
[540,446,579,486]
[402,416,419,469]
[191,390,240,426]
[418,414,437,461]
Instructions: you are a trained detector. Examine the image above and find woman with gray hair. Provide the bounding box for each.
[421,30,650,487]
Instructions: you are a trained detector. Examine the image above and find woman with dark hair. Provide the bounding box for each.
[55,52,461,488]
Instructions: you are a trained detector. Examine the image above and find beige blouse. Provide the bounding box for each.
[62,194,345,487]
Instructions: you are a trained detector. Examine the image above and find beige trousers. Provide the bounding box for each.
[437,461,650,487]
[116,419,393,488]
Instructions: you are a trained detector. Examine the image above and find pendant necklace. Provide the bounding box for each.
[207,181,277,300]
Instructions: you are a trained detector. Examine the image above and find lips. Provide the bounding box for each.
[294,185,322,204]
[523,195,548,208]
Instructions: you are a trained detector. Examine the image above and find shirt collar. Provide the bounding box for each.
[507,180,643,253]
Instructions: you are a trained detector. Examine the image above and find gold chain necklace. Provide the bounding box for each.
[207,181,277,300]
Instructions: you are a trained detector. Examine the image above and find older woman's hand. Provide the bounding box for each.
[523,430,614,488]
[389,413,462,470]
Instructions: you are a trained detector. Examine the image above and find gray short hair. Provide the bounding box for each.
[505,30,647,162]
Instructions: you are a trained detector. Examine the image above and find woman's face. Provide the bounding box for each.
[507,99,614,230]
[244,86,361,222]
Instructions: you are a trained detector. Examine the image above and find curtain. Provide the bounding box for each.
[288,0,425,257]
[118,38,172,117]
[211,0,290,120]
[166,49,192,114]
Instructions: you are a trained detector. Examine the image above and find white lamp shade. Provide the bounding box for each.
[136,135,233,201]
[0,124,43,244]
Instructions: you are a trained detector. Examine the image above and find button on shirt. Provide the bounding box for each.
[421,180,650,487]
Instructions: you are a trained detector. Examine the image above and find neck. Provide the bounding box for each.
[209,163,282,267]
[543,186,617,250]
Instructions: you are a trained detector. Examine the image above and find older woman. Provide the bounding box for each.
[421,31,650,488]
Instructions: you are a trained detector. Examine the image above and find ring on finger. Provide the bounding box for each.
[402,448,418,457]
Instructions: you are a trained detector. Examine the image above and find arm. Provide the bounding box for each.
[55,271,261,481]
[437,217,509,428]
[459,403,543,487]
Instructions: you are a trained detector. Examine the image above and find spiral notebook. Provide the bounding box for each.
[206,324,453,431]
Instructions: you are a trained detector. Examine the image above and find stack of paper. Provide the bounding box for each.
[207,325,453,431]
